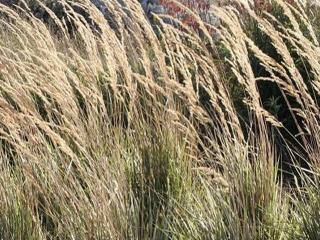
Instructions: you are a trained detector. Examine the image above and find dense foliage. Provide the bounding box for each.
[0,0,320,239]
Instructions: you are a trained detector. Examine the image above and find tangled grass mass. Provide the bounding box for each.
[1,0,320,239]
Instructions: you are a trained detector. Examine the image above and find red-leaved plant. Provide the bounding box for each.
[157,0,216,33]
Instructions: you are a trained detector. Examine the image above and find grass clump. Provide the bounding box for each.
[1,0,320,239]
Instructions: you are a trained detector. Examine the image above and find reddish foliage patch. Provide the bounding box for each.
[158,0,211,27]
